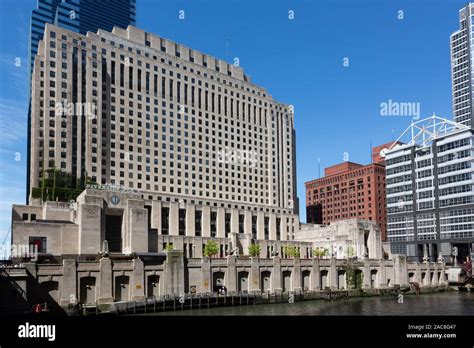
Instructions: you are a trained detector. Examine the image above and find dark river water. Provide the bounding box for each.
[153,292,474,316]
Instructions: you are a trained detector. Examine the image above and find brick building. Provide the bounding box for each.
[305,143,397,241]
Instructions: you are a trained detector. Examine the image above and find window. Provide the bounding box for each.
[29,237,47,253]
[195,210,202,236]
[179,209,186,235]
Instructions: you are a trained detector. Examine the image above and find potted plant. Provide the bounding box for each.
[203,240,219,258]
[313,247,329,259]
[248,244,261,257]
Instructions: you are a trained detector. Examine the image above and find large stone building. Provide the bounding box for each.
[27,0,137,202]
[28,23,299,248]
[385,116,474,262]
[450,2,474,128]
[305,143,395,241]
[12,189,311,260]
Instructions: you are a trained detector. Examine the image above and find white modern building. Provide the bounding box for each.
[384,115,474,262]
[450,3,474,128]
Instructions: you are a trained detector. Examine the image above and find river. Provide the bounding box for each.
[151,292,474,316]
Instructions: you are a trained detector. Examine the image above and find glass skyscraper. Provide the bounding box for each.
[450,3,474,128]
[27,0,137,201]
[29,0,136,73]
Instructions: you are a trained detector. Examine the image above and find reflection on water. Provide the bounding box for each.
[153,292,474,316]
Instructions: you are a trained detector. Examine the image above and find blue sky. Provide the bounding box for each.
[0,0,467,249]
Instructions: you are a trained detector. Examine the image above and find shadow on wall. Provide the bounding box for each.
[0,269,66,316]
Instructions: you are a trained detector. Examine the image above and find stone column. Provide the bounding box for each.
[168,202,179,236]
[378,259,387,288]
[280,216,288,241]
[60,259,77,306]
[230,208,239,234]
[201,206,211,237]
[439,261,447,285]
[185,204,195,236]
[131,258,145,301]
[244,210,252,235]
[415,262,421,284]
[164,250,184,296]
[272,256,282,292]
[250,257,260,292]
[312,258,321,290]
[424,262,431,286]
[201,256,211,293]
[216,207,225,238]
[151,200,162,234]
[293,257,302,291]
[393,254,408,286]
[269,213,277,241]
[432,262,439,285]
[363,259,371,289]
[330,258,337,289]
[226,255,237,293]
[98,257,113,304]
[78,203,102,255]
[257,212,264,239]
[130,207,148,253]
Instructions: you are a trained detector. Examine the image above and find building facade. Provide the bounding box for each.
[27,0,137,201]
[385,116,474,262]
[305,143,393,241]
[450,3,474,128]
[13,189,307,260]
[295,220,383,260]
[27,23,299,249]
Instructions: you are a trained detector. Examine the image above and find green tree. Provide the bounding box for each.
[203,240,219,257]
[346,245,355,258]
[313,247,329,259]
[283,245,300,258]
[248,244,261,257]
[165,243,174,251]
[33,167,97,202]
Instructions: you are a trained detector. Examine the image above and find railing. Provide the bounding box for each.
[0,267,28,301]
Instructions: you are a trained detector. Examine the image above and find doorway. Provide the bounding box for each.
[106,214,123,252]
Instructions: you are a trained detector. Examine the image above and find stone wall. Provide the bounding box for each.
[5,253,448,309]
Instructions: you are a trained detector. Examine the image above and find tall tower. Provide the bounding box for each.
[27,0,137,202]
[450,3,474,128]
[29,0,137,74]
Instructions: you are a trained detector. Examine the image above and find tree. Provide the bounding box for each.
[203,240,219,257]
[313,247,329,259]
[165,243,174,251]
[346,245,355,258]
[283,245,300,258]
[248,244,261,257]
[34,167,98,202]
